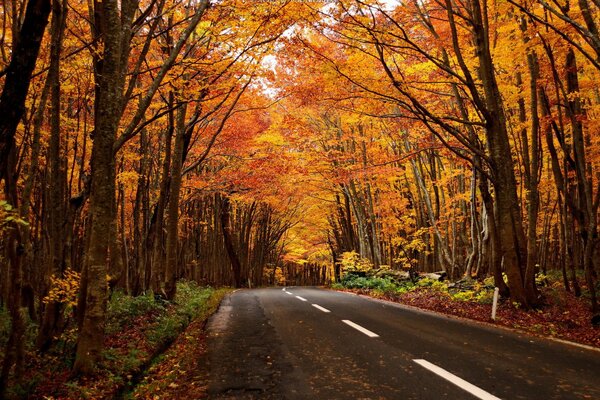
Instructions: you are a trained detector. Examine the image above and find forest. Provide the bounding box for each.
[0,0,599,397]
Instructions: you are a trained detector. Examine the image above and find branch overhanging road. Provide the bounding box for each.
[200,287,600,399]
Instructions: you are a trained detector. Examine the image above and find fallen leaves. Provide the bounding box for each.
[131,317,211,399]
[339,286,600,348]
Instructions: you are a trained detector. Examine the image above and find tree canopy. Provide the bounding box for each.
[1,0,600,385]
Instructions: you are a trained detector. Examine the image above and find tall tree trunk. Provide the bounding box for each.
[221,196,242,288]
[73,0,122,375]
[0,0,51,394]
[164,102,187,299]
[565,49,598,312]
[516,20,542,301]
[464,167,479,278]
[469,0,530,306]
[150,94,175,292]
[0,0,51,181]
[37,0,68,351]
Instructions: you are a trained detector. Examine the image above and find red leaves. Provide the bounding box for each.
[343,286,600,348]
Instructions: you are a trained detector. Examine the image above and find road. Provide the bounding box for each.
[201,287,600,399]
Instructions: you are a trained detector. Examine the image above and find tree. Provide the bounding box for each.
[292,0,536,306]
[0,0,51,393]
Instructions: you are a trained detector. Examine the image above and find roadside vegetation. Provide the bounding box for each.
[0,282,229,399]
[3,0,600,392]
[333,254,599,349]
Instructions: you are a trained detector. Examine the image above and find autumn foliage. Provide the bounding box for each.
[1,0,600,394]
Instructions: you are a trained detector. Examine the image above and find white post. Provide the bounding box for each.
[491,287,499,320]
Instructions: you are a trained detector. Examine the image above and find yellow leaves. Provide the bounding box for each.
[194,20,213,39]
[43,268,81,308]
[42,269,112,307]
[117,170,140,189]
[392,229,429,253]
[337,251,373,273]
[255,130,286,146]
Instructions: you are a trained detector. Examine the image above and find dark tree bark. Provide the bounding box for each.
[565,49,598,312]
[37,0,68,352]
[221,196,243,288]
[164,102,187,299]
[73,0,123,376]
[467,0,530,306]
[517,18,541,301]
[0,0,51,395]
[0,0,51,184]
[150,98,174,293]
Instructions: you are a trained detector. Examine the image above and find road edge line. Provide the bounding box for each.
[332,289,600,353]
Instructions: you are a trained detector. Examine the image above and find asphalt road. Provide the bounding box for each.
[202,287,600,399]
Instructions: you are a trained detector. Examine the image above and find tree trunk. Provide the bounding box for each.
[221,196,242,288]
[37,0,68,351]
[73,0,122,376]
[0,0,51,394]
[470,0,530,306]
[164,102,187,299]
[0,0,51,182]
[516,22,542,301]
[565,49,598,312]
[150,94,175,292]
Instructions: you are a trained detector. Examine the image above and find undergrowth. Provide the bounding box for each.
[333,269,597,309]
[333,272,500,304]
[0,281,229,399]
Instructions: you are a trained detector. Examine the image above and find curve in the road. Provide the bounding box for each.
[203,287,600,400]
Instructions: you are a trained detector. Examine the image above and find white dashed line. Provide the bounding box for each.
[296,296,307,302]
[286,291,293,295]
[311,304,331,313]
[282,288,286,291]
[342,320,379,337]
[413,359,501,400]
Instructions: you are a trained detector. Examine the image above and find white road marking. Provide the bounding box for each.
[413,359,502,400]
[296,296,308,301]
[282,288,286,291]
[286,291,293,295]
[342,320,379,338]
[311,304,331,313]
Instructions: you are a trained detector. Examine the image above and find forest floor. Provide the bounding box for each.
[126,312,212,399]
[1,283,230,400]
[336,285,600,349]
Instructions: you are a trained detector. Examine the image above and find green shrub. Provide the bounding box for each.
[452,290,475,302]
[339,275,397,292]
[416,277,437,287]
[430,280,448,292]
[369,277,397,292]
[106,290,163,334]
[483,276,495,287]
[474,289,494,304]
[147,282,216,347]
[147,314,185,346]
[174,280,213,321]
